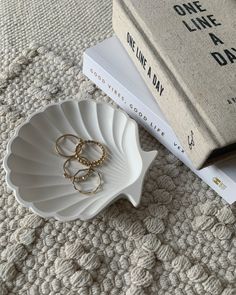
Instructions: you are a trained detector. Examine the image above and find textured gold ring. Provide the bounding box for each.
[55,134,83,158]
[63,157,92,181]
[72,169,102,195]
[75,140,107,167]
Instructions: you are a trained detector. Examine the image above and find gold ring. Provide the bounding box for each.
[63,157,92,181]
[75,140,107,167]
[55,134,83,158]
[72,169,103,195]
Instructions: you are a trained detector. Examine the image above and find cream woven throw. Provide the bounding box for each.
[0,1,236,294]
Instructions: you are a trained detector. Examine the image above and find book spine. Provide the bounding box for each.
[112,0,217,170]
[83,51,236,204]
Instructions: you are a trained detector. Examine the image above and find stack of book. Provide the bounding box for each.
[83,0,236,204]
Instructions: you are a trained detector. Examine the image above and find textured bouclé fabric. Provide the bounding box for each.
[0,0,236,294]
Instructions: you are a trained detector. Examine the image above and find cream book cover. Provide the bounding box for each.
[113,0,236,169]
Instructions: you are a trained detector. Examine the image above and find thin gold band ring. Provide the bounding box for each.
[55,134,83,158]
[72,169,102,195]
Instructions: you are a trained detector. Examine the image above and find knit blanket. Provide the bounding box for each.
[0,1,236,294]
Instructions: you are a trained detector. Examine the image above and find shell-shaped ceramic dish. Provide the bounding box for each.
[4,100,157,221]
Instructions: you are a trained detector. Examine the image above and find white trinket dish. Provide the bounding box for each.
[4,99,157,221]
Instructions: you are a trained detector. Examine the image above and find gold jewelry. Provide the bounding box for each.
[55,134,83,158]
[63,157,92,181]
[72,169,103,195]
[55,134,106,195]
[75,140,107,167]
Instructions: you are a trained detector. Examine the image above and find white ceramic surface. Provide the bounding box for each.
[4,100,157,221]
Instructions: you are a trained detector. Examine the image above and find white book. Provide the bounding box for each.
[83,36,236,204]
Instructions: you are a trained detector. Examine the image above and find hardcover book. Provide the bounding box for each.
[83,36,236,204]
[112,0,236,170]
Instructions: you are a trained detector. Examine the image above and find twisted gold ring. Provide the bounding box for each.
[63,157,92,181]
[75,140,107,167]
